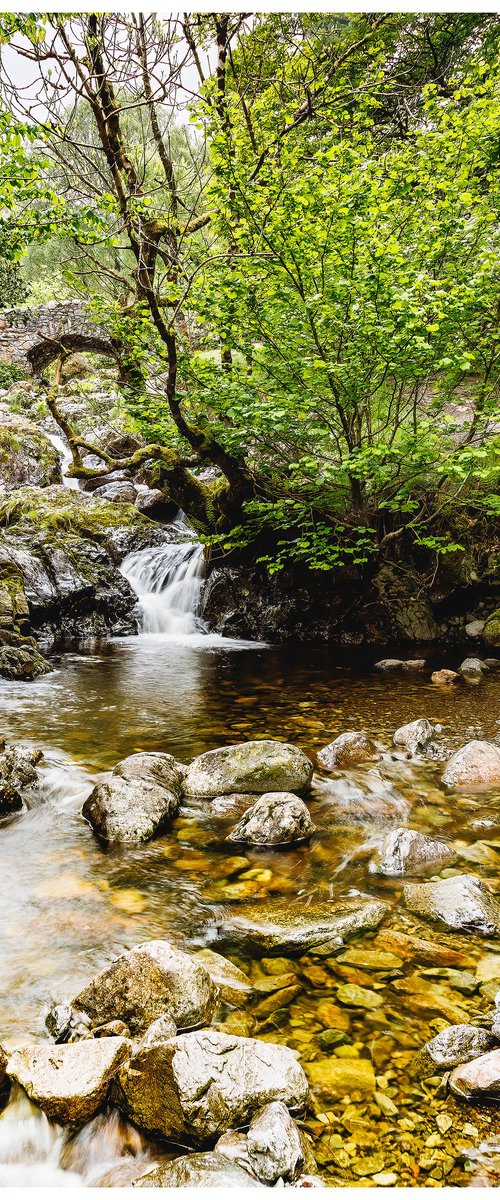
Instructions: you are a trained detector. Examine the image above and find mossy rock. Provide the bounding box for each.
[483,608,500,647]
[0,413,61,490]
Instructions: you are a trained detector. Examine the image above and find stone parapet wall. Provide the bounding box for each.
[0,301,116,373]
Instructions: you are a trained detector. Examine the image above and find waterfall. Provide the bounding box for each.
[121,538,206,637]
[46,432,80,490]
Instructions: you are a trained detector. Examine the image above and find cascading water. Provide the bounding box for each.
[121,537,207,637]
[45,432,80,491]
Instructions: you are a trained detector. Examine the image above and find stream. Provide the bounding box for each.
[0,451,499,1185]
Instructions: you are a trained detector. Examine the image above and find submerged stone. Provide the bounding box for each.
[442,741,500,790]
[7,1037,131,1123]
[306,1056,375,1097]
[371,827,457,877]
[317,732,379,770]
[215,895,388,954]
[183,740,313,798]
[72,940,217,1034]
[192,948,252,1006]
[403,874,500,936]
[227,791,315,845]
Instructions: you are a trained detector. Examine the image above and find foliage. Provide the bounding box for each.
[0,361,26,389]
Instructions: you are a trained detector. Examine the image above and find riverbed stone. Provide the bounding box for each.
[112,1039,187,1140]
[442,740,500,790]
[409,1024,495,1078]
[403,874,500,936]
[0,743,43,815]
[215,895,388,954]
[317,732,379,770]
[449,1049,500,1099]
[371,827,457,877]
[7,1036,131,1122]
[465,619,485,638]
[431,669,461,685]
[460,657,487,681]
[82,751,183,844]
[192,948,252,1006]
[374,659,405,671]
[227,791,315,845]
[72,940,217,1034]
[134,1152,262,1188]
[183,740,313,798]
[393,718,434,755]
[306,1056,375,1097]
[483,608,500,647]
[246,1101,307,1183]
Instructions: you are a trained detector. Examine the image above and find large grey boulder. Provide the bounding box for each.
[410,1025,495,1078]
[228,792,314,846]
[134,1152,263,1188]
[459,657,487,681]
[169,1030,308,1140]
[449,1049,500,1099]
[183,740,313,799]
[246,1100,307,1184]
[72,940,217,1034]
[403,874,499,936]
[216,895,388,954]
[0,744,43,815]
[7,1037,131,1122]
[442,740,500,790]
[371,828,456,877]
[393,719,434,755]
[317,732,378,770]
[192,949,252,1007]
[82,752,183,844]
[113,1039,186,1141]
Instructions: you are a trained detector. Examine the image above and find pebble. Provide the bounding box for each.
[336,984,383,1010]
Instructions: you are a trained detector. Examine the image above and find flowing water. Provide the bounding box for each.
[0,523,499,1185]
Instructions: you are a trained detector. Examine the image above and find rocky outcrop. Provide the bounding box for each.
[442,740,500,789]
[0,743,44,815]
[371,828,457,877]
[317,732,378,769]
[183,740,313,799]
[403,874,500,936]
[72,940,217,1034]
[227,792,315,846]
[82,752,183,844]
[216,895,388,954]
[393,718,434,755]
[410,1025,495,1078]
[0,411,61,491]
[7,1037,131,1122]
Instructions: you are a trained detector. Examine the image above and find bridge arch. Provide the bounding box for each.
[0,301,120,376]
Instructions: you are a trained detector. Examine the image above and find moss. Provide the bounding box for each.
[0,486,149,543]
[483,607,500,647]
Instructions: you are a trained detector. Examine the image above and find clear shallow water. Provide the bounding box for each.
[0,633,499,1186]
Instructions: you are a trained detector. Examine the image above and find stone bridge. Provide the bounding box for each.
[0,300,119,375]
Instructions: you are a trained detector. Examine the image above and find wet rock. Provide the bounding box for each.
[215,895,388,954]
[183,740,313,798]
[460,657,488,681]
[227,791,315,846]
[393,718,434,755]
[337,983,383,1009]
[0,1046,9,1110]
[317,732,379,770]
[72,940,217,1034]
[93,481,137,504]
[371,828,457,877]
[403,874,499,936]
[134,1152,262,1188]
[7,1037,131,1122]
[112,1039,186,1141]
[169,1030,308,1140]
[374,659,405,671]
[483,608,500,648]
[82,752,183,844]
[134,486,176,523]
[0,412,61,492]
[375,928,475,968]
[403,659,426,670]
[442,740,500,790]
[246,1100,308,1183]
[410,1025,495,1078]
[431,669,461,685]
[138,1014,177,1048]
[306,1056,375,1097]
[465,619,485,638]
[449,1049,500,1099]
[192,949,252,1007]
[0,744,43,815]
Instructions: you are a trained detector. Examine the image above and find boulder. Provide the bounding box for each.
[442,740,500,790]
[113,1039,186,1141]
[139,1014,177,1048]
[449,1049,500,1100]
[227,792,314,846]
[0,412,61,492]
[0,743,43,815]
[7,1037,131,1122]
[431,669,461,685]
[393,718,434,755]
[465,619,485,638]
[134,1153,262,1188]
[483,608,500,648]
[403,874,499,936]
[371,828,457,877]
[82,752,183,844]
[183,740,313,798]
[410,1025,495,1078]
[374,659,405,671]
[216,895,388,954]
[92,481,137,504]
[317,732,379,770]
[192,949,252,1007]
[460,657,487,681]
[246,1101,307,1184]
[169,1030,308,1140]
[72,940,217,1034]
